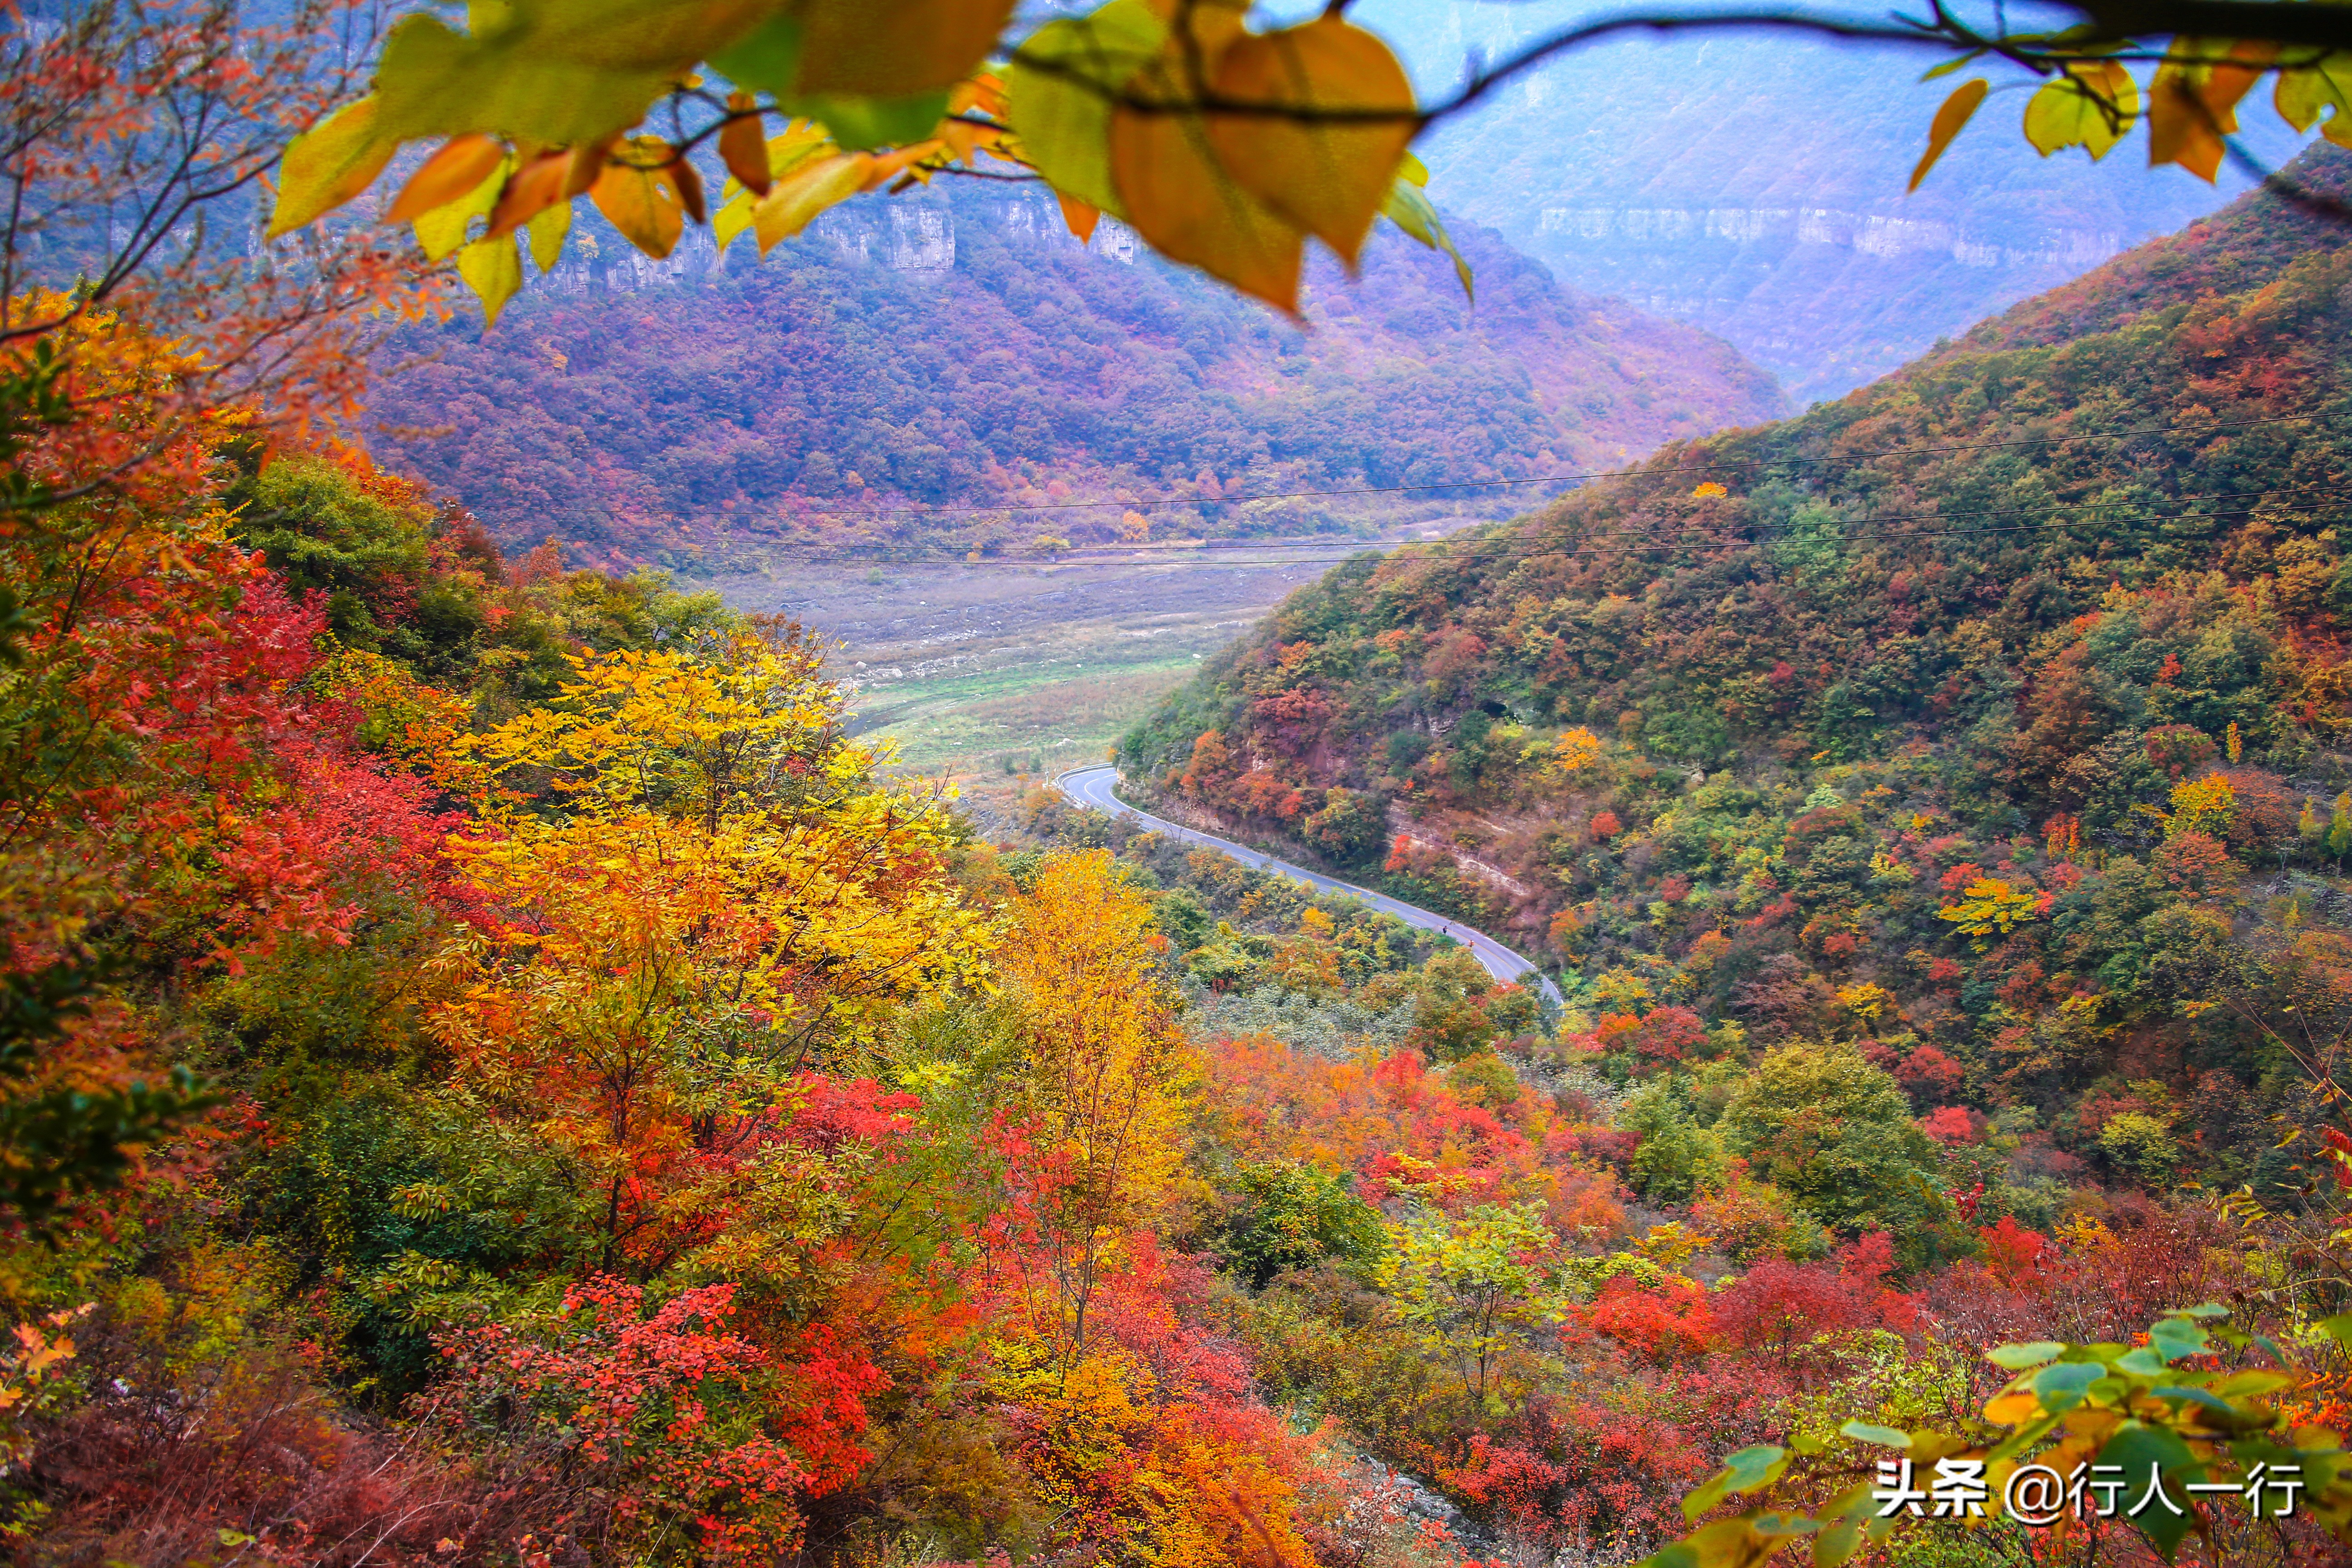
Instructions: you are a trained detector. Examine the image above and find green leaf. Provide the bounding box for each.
[1921,48,1988,81]
[457,234,523,327]
[2032,1360,2104,1413]
[1813,1522,1861,1568]
[1004,0,1169,219]
[2318,1311,2352,1352]
[1681,1444,1787,1523]
[2096,1422,2200,1562]
[1987,1341,2065,1369]
[2150,1317,2210,1362]
[799,91,948,151]
[1839,1421,1911,1450]
[2174,1302,2230,1319]
[268,96,397,236]
[2118,1347,2173,1376]
[1380,176,1472,300]
[710,12,804,94]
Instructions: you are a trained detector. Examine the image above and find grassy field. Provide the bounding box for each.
[690,552,1348,822]
[691,524,1473,823]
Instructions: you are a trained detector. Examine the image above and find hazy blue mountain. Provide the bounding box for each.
[1344,0,2304,402]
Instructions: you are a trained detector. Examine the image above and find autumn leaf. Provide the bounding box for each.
[268,97,397,237]
[2149,37,2274,180]
[2023,59,2141,161]
[1205,18,1417,267]
[1111,39,1305,315]
[386,134,509,224]
[794,0,1018,98]
[457,234,524,326]
[2275,52,2352,146]
[750,152,874,253]
[1910,77,1988,191]
[719,94,773,195]
[412,155,509,263]
[590,140,688,258]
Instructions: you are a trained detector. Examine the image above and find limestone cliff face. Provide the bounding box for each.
[1355,0,2296,402]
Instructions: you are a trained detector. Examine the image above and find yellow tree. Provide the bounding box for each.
[996,850,1186,1366]
[430,623,992,1271]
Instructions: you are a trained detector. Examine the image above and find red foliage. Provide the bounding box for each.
[1894,1045,1964,1105]
[1977,1216,2050,1287]
[1921,1106,1983,1144]
[1572,1277,1715,1363]
[1589,811,1623,842]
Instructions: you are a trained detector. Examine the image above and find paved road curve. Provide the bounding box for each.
[1053,765,1563,1006]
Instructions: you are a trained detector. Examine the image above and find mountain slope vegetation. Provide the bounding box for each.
[363,185,1782,568]
[1122,145,2352,1200]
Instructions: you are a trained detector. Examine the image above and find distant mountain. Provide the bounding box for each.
[363,182,1783,569]
[1360,0,2298,402]
[1115,147,2352,1183]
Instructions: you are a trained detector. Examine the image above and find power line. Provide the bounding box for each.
[781,410,2326,523]
[710,482,2344,573]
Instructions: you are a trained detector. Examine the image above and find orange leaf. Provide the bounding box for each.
[1058,192,1100,244]
[486,151,571,238]
[1910,78,1988,191]
[720,94,772,195]
[672,157,708,225]
[387,134,508,223]
[1111,46,1304,315]
[1205,18,1417,266]
[2151,38,2275,180]
[590,141,686,258]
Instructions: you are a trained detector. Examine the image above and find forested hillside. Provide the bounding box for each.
[363,184,1781,567]
[1125,144,2352,1206]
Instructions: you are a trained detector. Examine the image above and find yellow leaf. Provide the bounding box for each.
[714,188,755,251]
[457,234,524,327]
[590,138,686,258]
[1111,45,1305,315]
[2276,54,2352,143]
[720,93,772,194]
[527,198,572,271]
[1693,481,1728,498]
[1910,78,1988,191]
[1205,18,1417,266]
[413,157,509,262]
[794,0,1019,97]
[750,151,874,253]
[387,133,509,223]
[2023,60,2141,161]
[268,96,397,237]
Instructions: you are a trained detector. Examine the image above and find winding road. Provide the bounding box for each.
[1052,765,1563,1006]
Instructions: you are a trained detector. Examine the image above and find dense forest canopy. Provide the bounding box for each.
[15,2,2352,1563]
[363,191,1779,567]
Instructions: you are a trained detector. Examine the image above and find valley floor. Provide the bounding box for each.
[694,523,1468,818]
